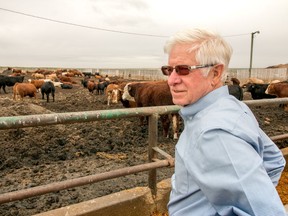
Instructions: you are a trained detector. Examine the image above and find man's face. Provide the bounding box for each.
[167,44,215,106]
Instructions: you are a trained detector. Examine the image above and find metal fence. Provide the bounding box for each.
[228,68,288,84]
[94,68,288,84]
[1,67,287,83]
[0,98,288,205]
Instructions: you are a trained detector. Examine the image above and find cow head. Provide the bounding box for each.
[111,89,121,104]
[122,83,136,102]
[265,84,274,95]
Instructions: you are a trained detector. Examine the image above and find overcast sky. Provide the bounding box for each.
[0,0,287,69]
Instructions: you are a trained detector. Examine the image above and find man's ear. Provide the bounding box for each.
[213,64,224,79]
[210,64,224,87]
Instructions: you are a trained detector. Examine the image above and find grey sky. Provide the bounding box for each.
[0,0,287,69]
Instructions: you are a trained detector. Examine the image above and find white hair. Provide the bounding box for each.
[164,28,233,82]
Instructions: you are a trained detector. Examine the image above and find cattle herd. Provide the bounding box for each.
[0,67,287,215]
[0,67,287,112]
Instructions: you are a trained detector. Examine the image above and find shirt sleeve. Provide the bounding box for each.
[259,128,286,186]
[185,129,286,216]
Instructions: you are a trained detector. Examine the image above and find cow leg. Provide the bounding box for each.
[107,94,111,106]
[160,115,170,138]
[13,91,16,100]
[172,114,179,140]
[284,104,288,112]
[3,85,7,94]
[139,116,145,126]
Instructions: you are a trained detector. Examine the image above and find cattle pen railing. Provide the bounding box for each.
[0,98,288,206]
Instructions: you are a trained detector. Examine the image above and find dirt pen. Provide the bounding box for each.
[0,97,288,215]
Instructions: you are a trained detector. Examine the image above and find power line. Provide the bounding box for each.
[0,7,168,38]
[224,33,251,37]
[0,7,250,38]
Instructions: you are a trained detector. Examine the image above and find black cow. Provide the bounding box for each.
[245,83,276,100]
[82,72,92,77]
[61,83,73,89]
[41,81,55,102]
[81,78,90,88]
[0,75,25,93]
[96,81,109,95]
[228,85,243,100]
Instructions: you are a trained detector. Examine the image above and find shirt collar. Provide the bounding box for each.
[179,85,229,119]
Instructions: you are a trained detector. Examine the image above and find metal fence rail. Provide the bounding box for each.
[1,98,287,130]
[0,98,288,205]
[0,159,171,204]
[0,105,180,130]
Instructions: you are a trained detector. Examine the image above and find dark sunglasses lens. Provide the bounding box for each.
[175,65,190,75]
[161,66,173,76]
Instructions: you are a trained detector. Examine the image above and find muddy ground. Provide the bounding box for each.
[0,75,287,216]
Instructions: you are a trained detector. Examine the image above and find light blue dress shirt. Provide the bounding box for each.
[168,85,286,216]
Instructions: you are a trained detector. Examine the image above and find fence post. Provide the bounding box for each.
[148,113,158,196]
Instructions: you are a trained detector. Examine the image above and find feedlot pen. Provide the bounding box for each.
[0,98,288,215]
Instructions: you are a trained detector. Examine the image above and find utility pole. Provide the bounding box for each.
[249,31,260,78]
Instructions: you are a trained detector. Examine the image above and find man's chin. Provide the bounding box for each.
[172,98,185,106]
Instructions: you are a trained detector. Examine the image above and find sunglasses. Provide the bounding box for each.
[161,64,215,76]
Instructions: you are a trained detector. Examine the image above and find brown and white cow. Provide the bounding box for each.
[87,80,97,93]
[241,77,264,88]
[265,81,288,97]
[51,81,64,88]
[122,81,179,139]
[58,75,73,83]
[117,82,137,108]
[224,76,240,86]
[68,69,83,77]
[12,68,22,74]
[32,73,45,79]
[45,73,58,81]
[28,79,45,92]
[105,83,121,106]
[13,83,37,101]
[231,77,241,85]
[265,81,288,111]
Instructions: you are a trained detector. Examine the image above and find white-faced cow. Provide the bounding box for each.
[265,81,288,111]
[244,83,276,100]
[105,83,121,106]
[122,81,179,140]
